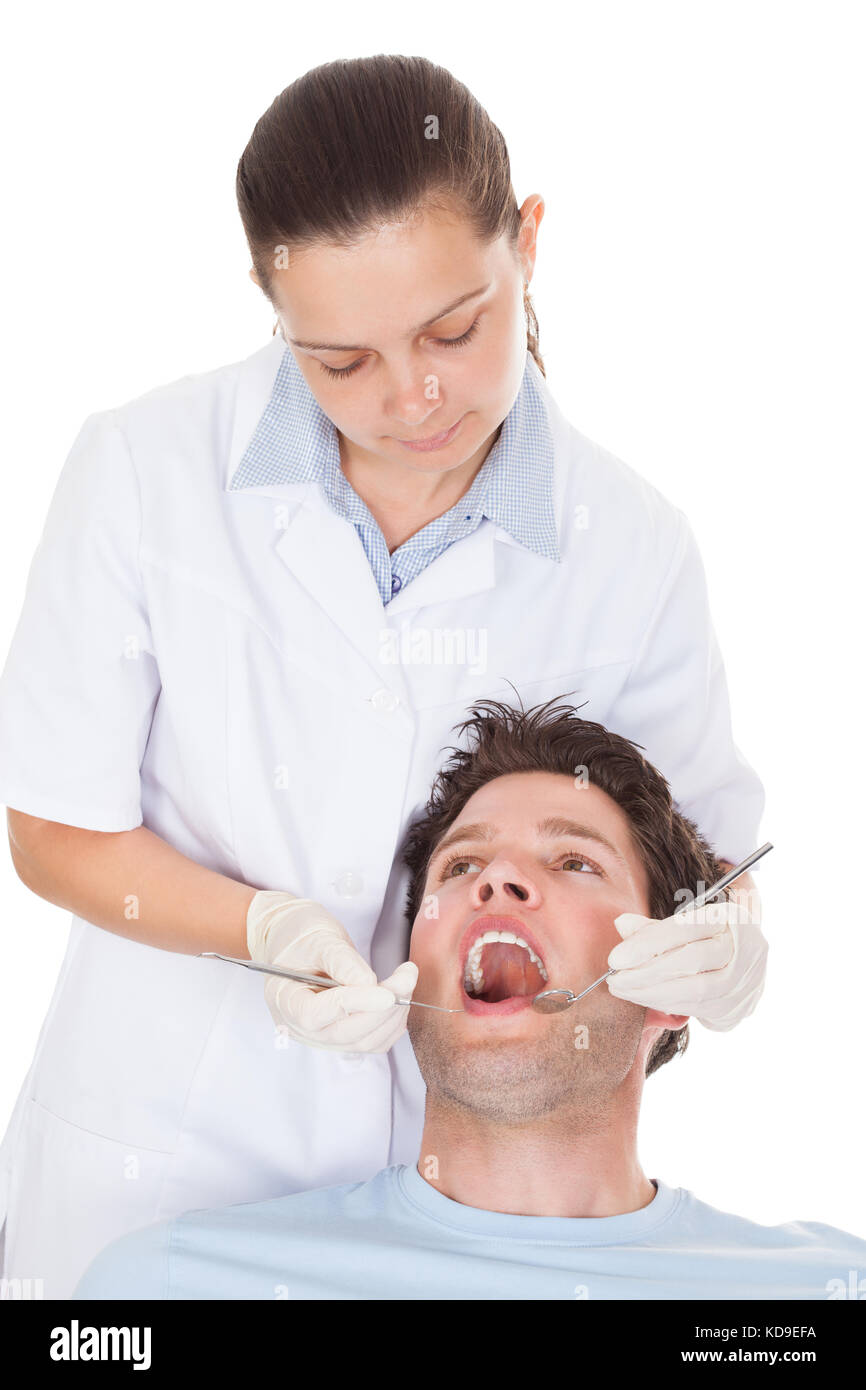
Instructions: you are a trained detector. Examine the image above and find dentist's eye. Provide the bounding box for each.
[437,318,480,349]
[317,319,480,381]
[319,358,366,380]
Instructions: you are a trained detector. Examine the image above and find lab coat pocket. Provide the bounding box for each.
[30,920,234,1153]
[481,658,634,717]
[1,1099,171,1299]
[409,655,633,722]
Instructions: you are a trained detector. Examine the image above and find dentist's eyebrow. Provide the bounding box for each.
[429,816,627,869]
[288,283,491,352]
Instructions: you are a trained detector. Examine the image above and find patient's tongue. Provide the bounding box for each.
[479,942,545,1003]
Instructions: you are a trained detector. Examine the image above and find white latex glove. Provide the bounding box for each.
[246,890,418,1053]
[606,894,767,1031]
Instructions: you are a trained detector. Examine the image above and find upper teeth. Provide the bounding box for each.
[463,931,549,994]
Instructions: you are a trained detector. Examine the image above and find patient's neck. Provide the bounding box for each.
[415,1074,654,1219]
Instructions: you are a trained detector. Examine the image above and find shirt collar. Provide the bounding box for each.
[228,339,559,561]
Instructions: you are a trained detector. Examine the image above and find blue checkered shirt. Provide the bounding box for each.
[228,341,560,605]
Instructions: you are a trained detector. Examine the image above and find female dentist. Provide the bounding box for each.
[0,54,767,1298]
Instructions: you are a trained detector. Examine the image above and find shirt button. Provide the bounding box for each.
[371,687,400,712]
[391,574,402,593]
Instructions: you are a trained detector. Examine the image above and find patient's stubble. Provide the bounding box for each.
[408,991,647,1127]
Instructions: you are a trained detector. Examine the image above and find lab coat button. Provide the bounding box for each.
[370,687,399,712]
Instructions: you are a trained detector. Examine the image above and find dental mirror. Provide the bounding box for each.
[531,970,615,1014]
[530,841,773,1015]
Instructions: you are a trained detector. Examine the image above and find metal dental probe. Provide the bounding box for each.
[530,840,774,1015]
[198,953,466,1012]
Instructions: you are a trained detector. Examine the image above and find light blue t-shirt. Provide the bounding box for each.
[73,1165,865,1301]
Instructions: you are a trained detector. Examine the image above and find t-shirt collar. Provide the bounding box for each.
[396,1163,680,1244]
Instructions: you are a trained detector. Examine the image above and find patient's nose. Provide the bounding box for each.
[474,859,542,907]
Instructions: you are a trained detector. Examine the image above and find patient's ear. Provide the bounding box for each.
[645,1008,689,1032]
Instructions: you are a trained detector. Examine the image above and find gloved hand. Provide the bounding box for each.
[246,890,418,1053]
[606,892,767,1031]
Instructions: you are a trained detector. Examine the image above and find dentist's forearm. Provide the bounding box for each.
[7,809,256,956]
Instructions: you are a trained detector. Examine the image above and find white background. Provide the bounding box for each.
[1,1,863,1237]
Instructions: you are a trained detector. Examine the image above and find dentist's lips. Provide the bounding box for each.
[459,915,549,1017]
[395,415,464,452]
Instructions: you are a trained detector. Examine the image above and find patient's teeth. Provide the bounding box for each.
[461,929,550,993]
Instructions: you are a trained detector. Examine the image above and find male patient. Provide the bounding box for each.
[74,696,865,1300]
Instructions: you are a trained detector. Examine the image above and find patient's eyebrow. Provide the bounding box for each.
[429,822,494,864]
[536,817,628,866]
[429,816,627,869]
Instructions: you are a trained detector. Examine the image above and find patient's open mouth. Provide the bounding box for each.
[462,917,549,1010]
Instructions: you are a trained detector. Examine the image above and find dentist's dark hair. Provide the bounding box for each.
[236,54,544,375]
[401,691,733,1077]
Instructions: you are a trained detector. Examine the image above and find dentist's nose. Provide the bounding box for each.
[390,397,441,429]
[473,859,543,908]
[384,366,443,427]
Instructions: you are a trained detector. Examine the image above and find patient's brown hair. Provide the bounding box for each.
[401,691,730,1076]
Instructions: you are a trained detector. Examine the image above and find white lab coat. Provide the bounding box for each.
[0,336,764,1296]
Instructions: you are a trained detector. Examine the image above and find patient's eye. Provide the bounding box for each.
[436,852,482,880]
[560,852,604,875]
[435,847,604,881]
